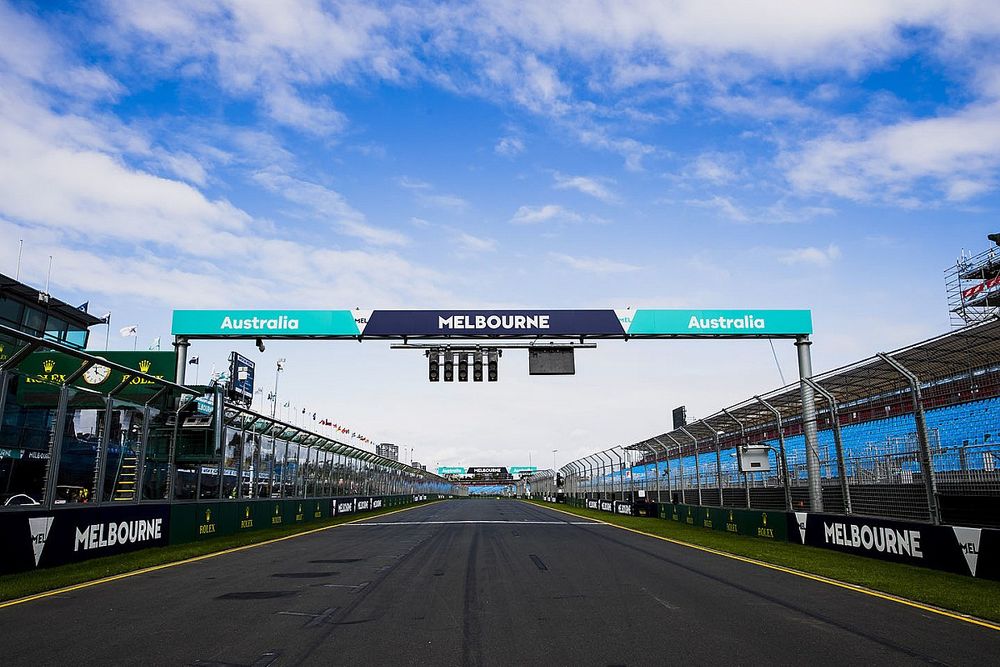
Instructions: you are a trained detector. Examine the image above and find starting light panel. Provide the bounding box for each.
[528,347,575,375]
[487,349,499,382]
[443,352,455,382]
[473,352,483,382]
[428,349,440,382]
[458,352,469,382]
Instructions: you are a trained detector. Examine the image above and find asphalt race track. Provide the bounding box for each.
[2,499,998,665]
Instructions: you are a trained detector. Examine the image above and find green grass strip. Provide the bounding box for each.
[0,502,432,604]
[527,500,1000,624]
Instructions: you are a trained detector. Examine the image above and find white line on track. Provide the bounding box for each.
[346,520,604,525]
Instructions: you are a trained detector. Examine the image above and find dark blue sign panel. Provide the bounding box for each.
[361,310,625,337]
[228,352,255,403]
[0,504,170,574]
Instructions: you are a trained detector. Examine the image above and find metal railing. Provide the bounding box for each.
[0,325,465,509]
[561,320,1000,528]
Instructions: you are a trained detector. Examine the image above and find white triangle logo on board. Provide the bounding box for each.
[952,526,982,577]
[28,516,54,567]
[353,309,373,335]
[794,512,808,544]
[613,309,634,334]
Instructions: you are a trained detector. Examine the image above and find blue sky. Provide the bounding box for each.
[2,1,1000,470]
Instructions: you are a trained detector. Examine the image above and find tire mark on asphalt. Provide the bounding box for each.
[561,515,949,664]
[529,554,548,571]
[285,522,447,666]
[462,526,483,667]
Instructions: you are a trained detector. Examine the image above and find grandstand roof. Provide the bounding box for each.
[627,318,1000,452]
[221,404,445,478]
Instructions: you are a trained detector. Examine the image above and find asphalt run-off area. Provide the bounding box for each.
[2,499,997,666]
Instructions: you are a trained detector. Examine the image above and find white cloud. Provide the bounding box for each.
[157,150,209,186]
[0,105,249,255]
[946,179,991,201]
[0,14,448,313]
[480,51,571,116]
[776,244,842,267]
[708,91,812,120]
[686,195,833,225]
[688,152,742,185]
[495,135,525,156]
[0,2,122,100]
[397,176,469,211]
[510,204,582,224]
[549,252,641,273]
[254,168,408,246]
[785,102,1000,204]
[397,176,431,191]
[263,84,346,136]
[455,232,498,253]
[553,172,617,202]
[686,195,749,223]
[105,0,390,135]
[575,127,655,171]
[469,1,982,76]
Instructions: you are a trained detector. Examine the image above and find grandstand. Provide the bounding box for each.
[560,318,1000,528]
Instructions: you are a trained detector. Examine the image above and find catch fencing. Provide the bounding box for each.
[561,320,1000,528]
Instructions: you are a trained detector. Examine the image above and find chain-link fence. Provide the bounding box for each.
[562,320,1000,528]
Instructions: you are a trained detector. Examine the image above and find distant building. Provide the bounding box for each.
[411,461,427,471]
[0,272,102,349]
[376,442,399,461]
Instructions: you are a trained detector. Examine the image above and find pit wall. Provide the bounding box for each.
[559,497,998,580]
[0,494,449,575]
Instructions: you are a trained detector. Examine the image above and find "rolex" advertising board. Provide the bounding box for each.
[17,351,177,402]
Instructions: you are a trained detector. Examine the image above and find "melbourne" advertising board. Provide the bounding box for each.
[0,504,170,574]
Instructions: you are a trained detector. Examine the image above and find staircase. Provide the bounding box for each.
[111,452,138,501]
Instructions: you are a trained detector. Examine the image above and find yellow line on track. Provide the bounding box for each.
[0,501,442,611]
[525,501,1000,633]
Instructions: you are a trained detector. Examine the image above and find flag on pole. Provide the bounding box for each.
[76,302,89,313]
[188,356,200,365]
[149,336,161,351]
[100,312,111,324]
[119,325,138,337]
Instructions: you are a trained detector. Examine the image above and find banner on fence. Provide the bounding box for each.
[0,504,170,574]
[790,512,1000,578]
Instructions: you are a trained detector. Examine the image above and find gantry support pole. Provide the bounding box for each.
[796,335,823,512]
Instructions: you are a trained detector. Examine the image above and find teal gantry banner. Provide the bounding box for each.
[172,310,360,337]
[622,309,812,336]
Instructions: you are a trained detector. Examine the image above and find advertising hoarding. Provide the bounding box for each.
[172,308,813,338]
